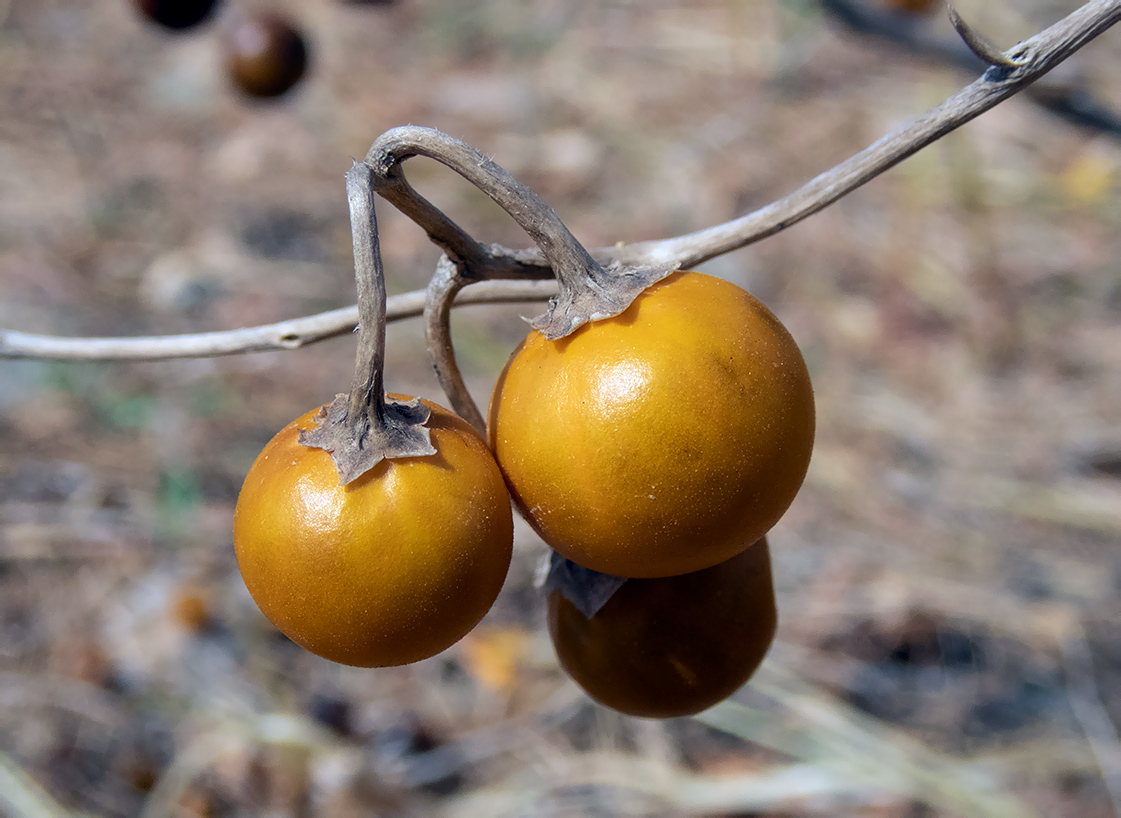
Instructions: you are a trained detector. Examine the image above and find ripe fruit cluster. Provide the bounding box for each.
[233,135,814,719]
[489,269,813,717]
[132,0,311,99]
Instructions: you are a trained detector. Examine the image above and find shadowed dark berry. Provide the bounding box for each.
[224,12,309,99]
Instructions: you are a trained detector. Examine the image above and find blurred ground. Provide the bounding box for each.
[1,0,1121,815]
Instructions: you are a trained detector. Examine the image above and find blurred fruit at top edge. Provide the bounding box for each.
[883,0,942,16]
[223,11,309,99]
[171,586,214,634]
[135,0,220,31]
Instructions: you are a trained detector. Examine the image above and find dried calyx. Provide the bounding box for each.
[365,126,678,340]
[533,257,678,341]
[542,551,628,619]
[299,162,435,484]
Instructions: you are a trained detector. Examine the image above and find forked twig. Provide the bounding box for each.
[823,0,1121,136]
[947,3,1028,69]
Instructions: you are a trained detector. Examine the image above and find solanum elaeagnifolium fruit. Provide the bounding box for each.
[489,270,814,579]
[234,397,513,668]
[549,537,777,719]
[223,11,309,98]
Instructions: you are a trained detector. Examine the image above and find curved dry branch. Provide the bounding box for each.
[365,127,585,283]
[1,0,1118,362]
[617,0,1121,269]
[0,280,558,361]
[365,0,1121,274]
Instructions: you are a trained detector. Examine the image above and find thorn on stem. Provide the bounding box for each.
[947,3,1028,69]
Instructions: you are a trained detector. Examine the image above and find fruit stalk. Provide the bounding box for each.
[344,161,392,434]
[298,162,434,483]
[423,256,486,435]
[366,126,675,338]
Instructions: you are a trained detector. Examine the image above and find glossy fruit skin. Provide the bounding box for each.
[136,0,219,30]
[224,12,309,98]
[488,271,814,579]
[549,537,776,719]
[233,398,513,668]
